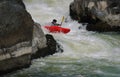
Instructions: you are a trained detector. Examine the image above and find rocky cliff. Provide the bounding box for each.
[70,0,120,32]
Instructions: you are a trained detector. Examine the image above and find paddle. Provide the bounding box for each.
[60,16,65,26]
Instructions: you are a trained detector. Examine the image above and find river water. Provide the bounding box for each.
[4,0,120,77]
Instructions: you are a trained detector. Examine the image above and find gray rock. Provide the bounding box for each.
[31,34,63,59]
[0,0,33,75]
[70,0,120,32]
[32,22,47,53]
[0,0,63,75]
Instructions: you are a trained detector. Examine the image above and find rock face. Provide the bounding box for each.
[0,0,33,48]
[70,0,120,32]
[32,34,63,59]
[0,0,34,74]
[32,23,63,59]
[0,0,63,75]
[32,23,47,53]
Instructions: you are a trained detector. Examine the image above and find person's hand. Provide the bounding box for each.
[56,24,61,26]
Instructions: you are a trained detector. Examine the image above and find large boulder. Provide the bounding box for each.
[0,0,33,49]
[70,0,120,32]
[32,23,47,53]
[0,0,63,75]
[32,23,63,59]
[32,26,63,58]
[0,0,34,74]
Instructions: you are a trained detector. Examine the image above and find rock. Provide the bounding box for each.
[70,0,120,32]
[31,34,63,59]
[45,34,63,55]
[32,23,63,59]
[0,54,31,75]
[0,0,33,75]
[32,22,47,53]
[0,0,63,75]
[0,0,33,48]
[0,0,26,9]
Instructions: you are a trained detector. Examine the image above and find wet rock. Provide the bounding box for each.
[70,0,120,32]
[32,22,47,53]
[45,34,63,55]
[0,0,33,75]
[31,23,63,59]
[32,34,63,59]
[0,0,63,75]
[0,54,31,75]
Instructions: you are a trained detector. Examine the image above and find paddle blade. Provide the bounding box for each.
[61,16,65,25]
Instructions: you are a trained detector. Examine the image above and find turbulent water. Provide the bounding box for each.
[4,0,120,77]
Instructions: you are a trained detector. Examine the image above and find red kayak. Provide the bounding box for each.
[44,25,70,34]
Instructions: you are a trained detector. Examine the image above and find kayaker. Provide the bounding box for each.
[51,19,60,26]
